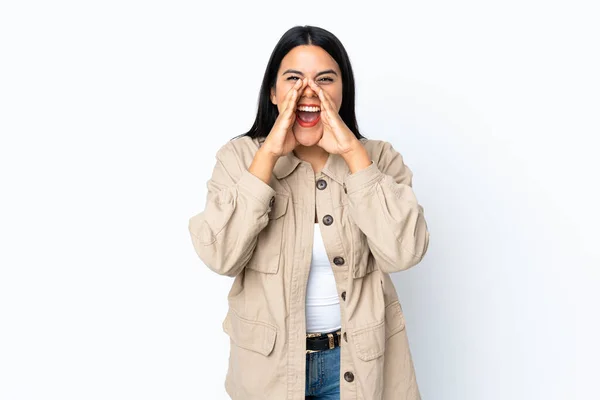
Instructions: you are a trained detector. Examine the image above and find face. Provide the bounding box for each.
[270,45,343,147]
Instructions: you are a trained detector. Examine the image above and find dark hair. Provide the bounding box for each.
[234,25,364,141]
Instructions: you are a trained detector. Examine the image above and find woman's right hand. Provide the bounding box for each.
[262,78,307,158]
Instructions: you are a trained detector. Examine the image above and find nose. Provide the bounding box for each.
[301,80,317,98]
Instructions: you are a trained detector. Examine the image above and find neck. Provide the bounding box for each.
[293,145,329,174]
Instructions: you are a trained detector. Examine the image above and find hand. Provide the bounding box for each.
[307,79,360,155]
[262,78,308,158]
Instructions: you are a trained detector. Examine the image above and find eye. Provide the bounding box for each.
[286,76,301,81]
[318,77,334,82]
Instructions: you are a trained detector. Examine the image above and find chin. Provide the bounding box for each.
[293,123,323,147]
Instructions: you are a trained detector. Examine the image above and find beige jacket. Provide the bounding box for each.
[188,135,430,400]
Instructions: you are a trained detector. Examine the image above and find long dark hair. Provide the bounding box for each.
[234,25,364,141]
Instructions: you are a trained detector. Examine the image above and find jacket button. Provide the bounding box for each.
[333,256,345,266]
[341,291,346,301]
[269,196,275,207]
[316,179,327,190]
[344,371,354,382]
[322,214,334,226]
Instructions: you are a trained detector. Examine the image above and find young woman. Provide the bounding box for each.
[188,25,430,400]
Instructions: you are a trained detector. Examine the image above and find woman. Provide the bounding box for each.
[188,25,430,400]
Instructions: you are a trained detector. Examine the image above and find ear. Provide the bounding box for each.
[270,87,277,105]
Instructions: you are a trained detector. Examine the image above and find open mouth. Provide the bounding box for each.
[296,104,321,128]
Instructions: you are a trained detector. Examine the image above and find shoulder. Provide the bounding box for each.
[213,135,261,179]
[358,137,413,183]
[358,137,406,166]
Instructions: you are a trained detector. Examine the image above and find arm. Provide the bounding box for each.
[188,143,278,277]
[343,141,430,274]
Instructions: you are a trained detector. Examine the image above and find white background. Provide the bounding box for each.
[1,1,599,399]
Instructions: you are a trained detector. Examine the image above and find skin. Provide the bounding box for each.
[270,45,343,157]
[249,45,371,193]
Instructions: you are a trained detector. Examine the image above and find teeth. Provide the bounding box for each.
[297,106,320,112]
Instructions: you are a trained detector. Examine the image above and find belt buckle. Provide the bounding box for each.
[306,332,321,354]
[327,333,334,350]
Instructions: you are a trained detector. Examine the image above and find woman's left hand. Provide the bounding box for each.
[307,79,359,155]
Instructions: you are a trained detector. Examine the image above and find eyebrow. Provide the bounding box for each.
[282,69,338,78]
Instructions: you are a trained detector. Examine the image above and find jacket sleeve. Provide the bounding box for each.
[188,143,276,277]
[344,141,430,274]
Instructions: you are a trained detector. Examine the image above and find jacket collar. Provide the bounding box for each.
[321,152,350,185]
[255,136,351,184]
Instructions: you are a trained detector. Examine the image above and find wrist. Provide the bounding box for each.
[257,146,281,164]
[341,141,371,174]
[340,139,363,157]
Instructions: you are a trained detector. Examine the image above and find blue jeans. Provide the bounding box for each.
[305,346,340,399]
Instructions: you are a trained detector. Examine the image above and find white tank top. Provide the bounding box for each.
[305,223,342,333]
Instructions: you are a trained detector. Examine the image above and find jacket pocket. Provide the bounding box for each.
[246,192,288,274]
[350,319,386,400]
[351,300,406,362]
[222,309,277,356]
[384,300,406,340]
[351,319,386,361]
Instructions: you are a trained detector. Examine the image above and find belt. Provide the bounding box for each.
[306,329,342,353]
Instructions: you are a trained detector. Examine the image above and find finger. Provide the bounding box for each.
[308,79,329,110]
[308,80,333,120]
[281,79,303,112]
[294,78,308,105]
[282,80,309,129]
[283,89,299,124]
[312,81,334,113]
[318,87,337,121]
[285,78,308,114]
[307,79,323,102]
